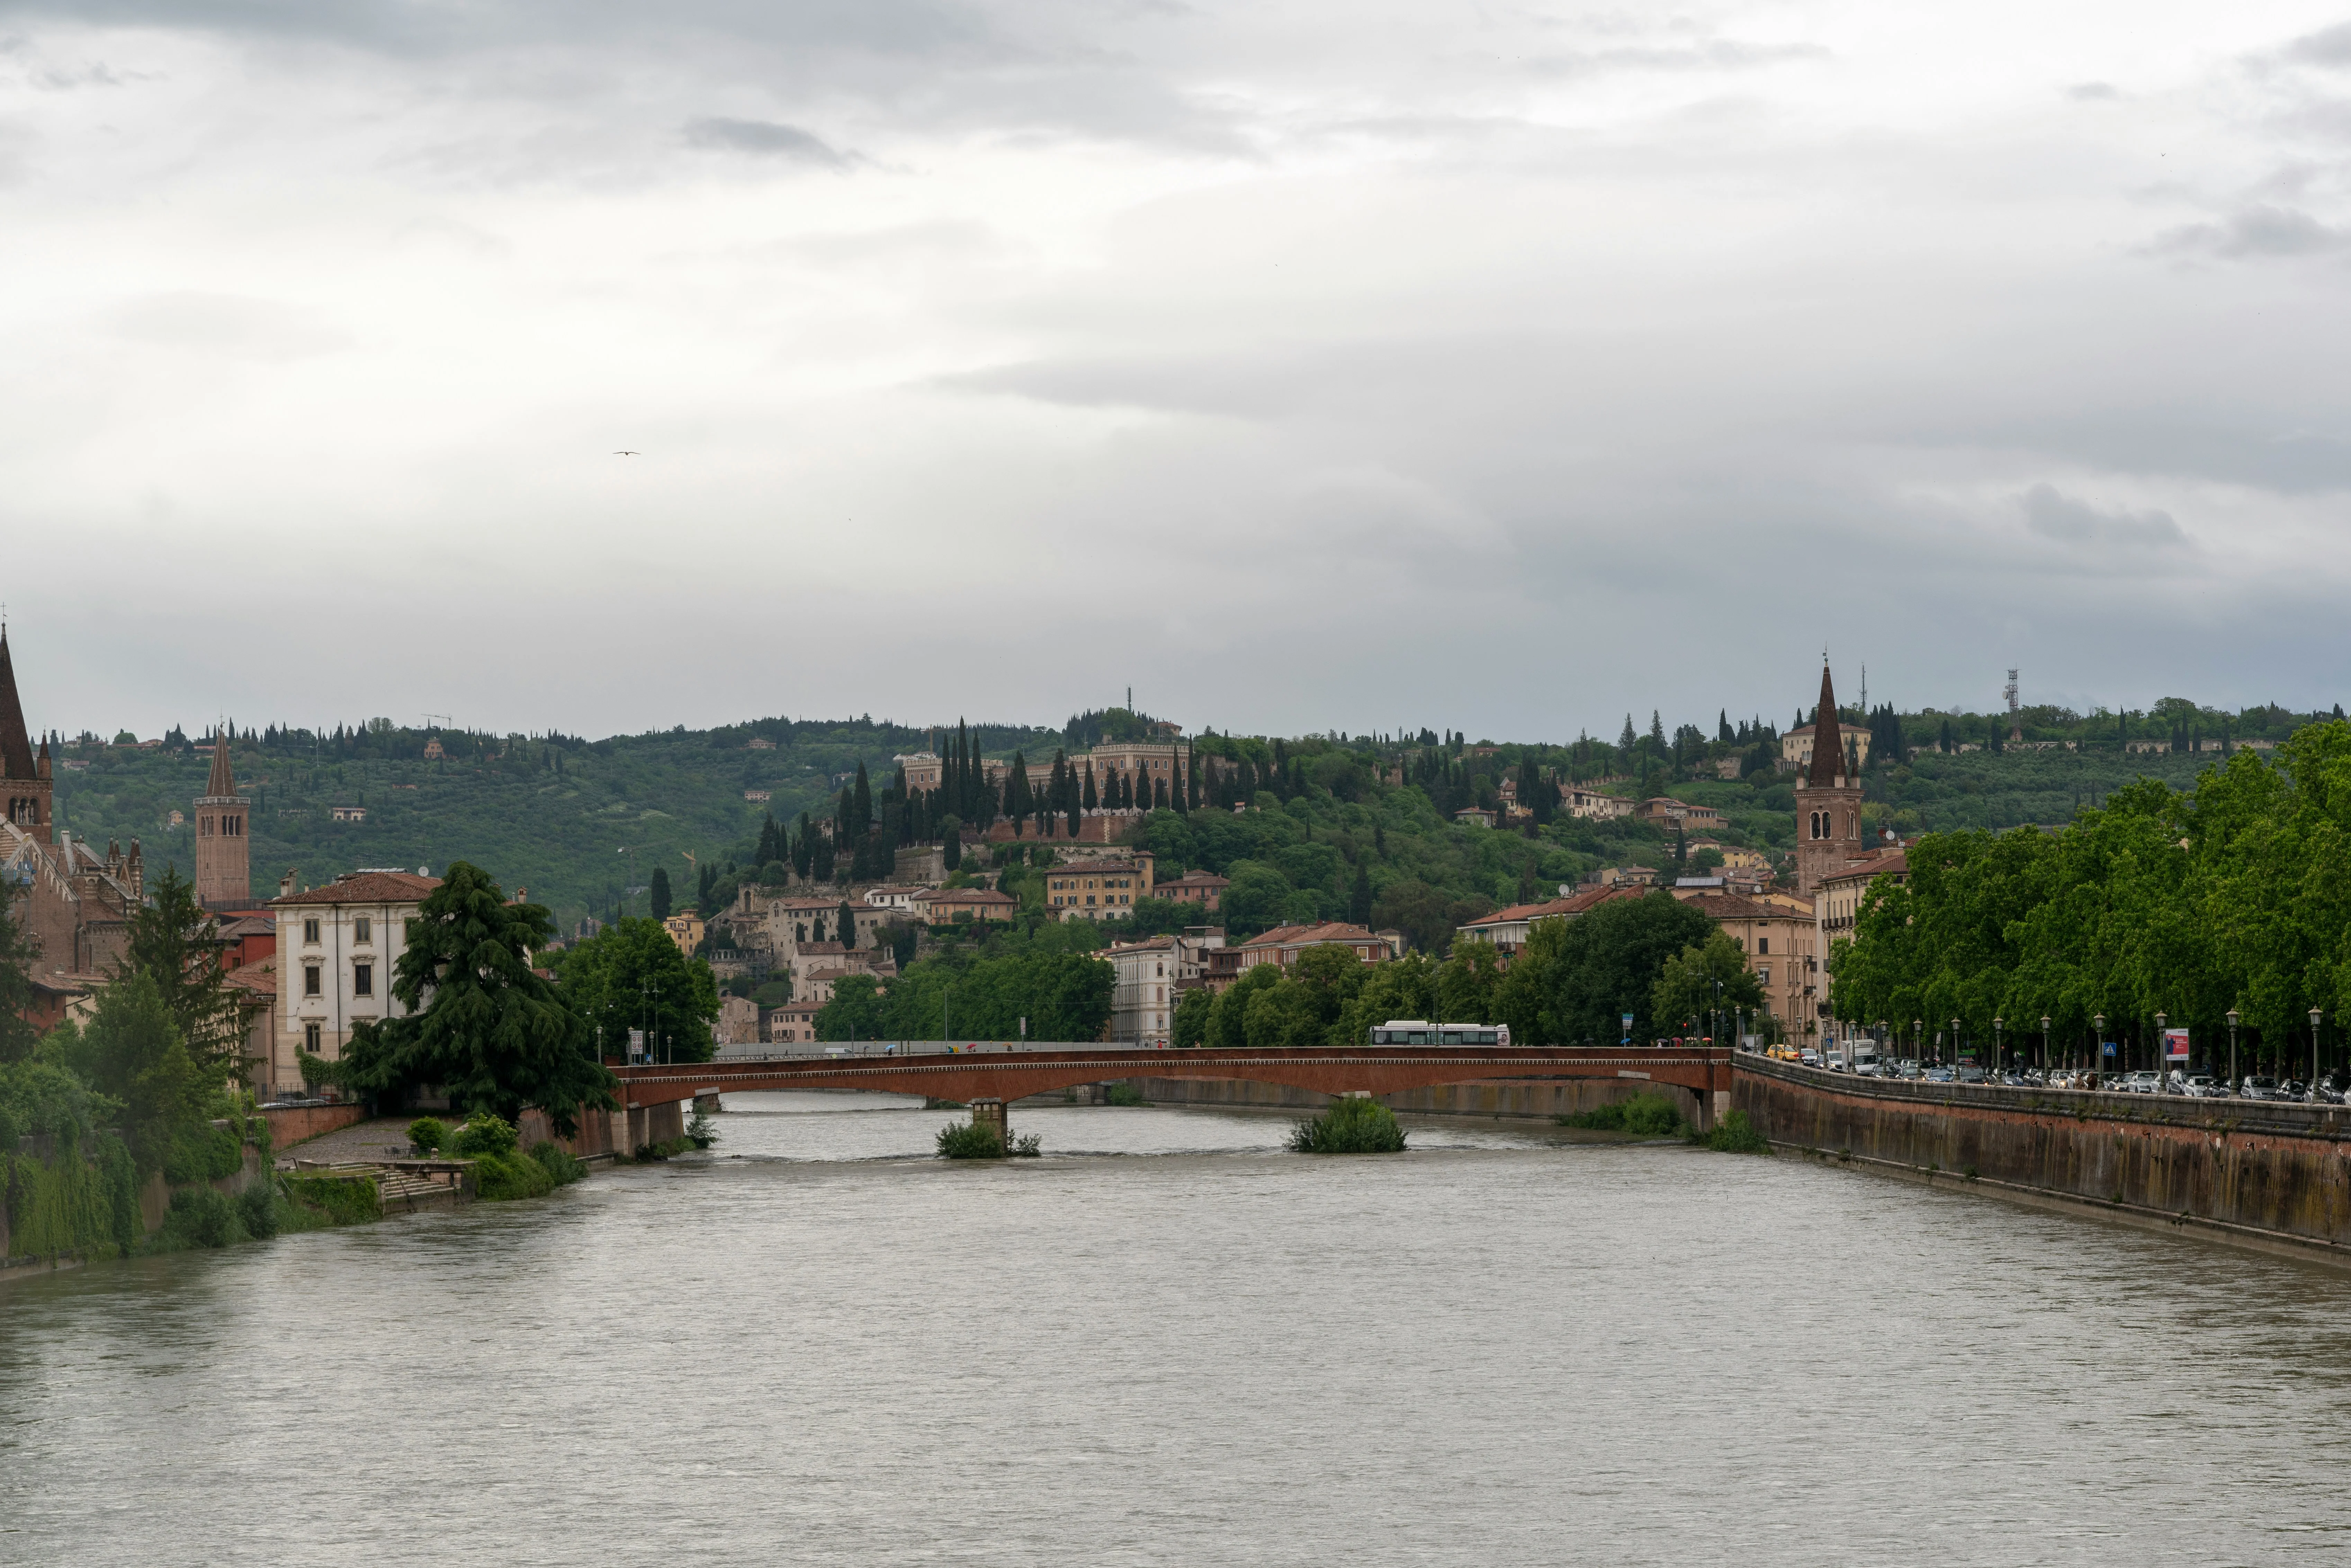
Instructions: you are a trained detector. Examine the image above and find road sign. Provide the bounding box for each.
[2102,1041,2117,1058]
[1621,1012,1634,1044]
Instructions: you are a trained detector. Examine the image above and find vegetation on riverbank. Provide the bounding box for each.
[935,1119,1043,1158]
[1558,1091,1690,1137]
[1287,1097,1407,1153]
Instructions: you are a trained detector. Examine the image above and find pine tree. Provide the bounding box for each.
[1718,709,1733,744]
[837,899,858,950]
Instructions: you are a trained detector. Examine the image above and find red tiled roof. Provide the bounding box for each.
[925,887,1016,904]
[270,872,439,907]
[1159,871,1230,887]
[1673,891,1788,921]
[1821,848,1909,884]
[1237,922,1385,950]
[225,964,279,997]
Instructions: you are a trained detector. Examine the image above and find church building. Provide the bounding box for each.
[0,629,144,1024]
[1792,661,1865,898]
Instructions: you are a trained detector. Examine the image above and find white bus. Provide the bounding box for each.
[1369,1020,1512,1047]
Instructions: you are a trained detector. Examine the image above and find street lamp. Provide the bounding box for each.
[2094,1013,2106,1081]
[2154,1011,2167,1090]
[2040,1015,2052,1074]
[1950,1017,1961,1069]
[1913,1019,1923,1068]
[2227,1008,2240,1090]
[1994,1016,2005,1073]
[2310,1008,2324,1096]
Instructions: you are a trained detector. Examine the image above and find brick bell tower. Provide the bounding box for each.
[1793,661,1864,897]
[195,725,251,909]
[0,627,53,845]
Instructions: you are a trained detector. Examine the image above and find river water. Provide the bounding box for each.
[5,1094,2351,1566]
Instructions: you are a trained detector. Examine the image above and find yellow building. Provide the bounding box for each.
[662,909,705,957]
[1045,856,1156,920]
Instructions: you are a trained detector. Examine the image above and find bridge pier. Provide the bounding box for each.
[970,1098,1008,1146]
[626,1100,688,1152]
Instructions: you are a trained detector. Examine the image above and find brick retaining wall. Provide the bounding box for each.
[1736,1055,2351,1253]
[263,1102,369,1151]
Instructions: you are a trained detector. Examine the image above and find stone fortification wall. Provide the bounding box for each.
[1735,1055,2351,1255]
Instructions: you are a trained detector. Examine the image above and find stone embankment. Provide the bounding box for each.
[1103,1075,1699,1123]
[1737,1054,2351,1261]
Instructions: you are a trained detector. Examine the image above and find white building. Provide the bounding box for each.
[266,869,439,1087]
[1107,935,1180,1045]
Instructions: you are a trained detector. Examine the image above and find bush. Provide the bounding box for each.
[237,1180,280,1240]
[1104,1083,1149,1107]
[936,1119,1004,1159]
[454,1112,518,1158]
[162,1121,245,1185]
[407,1117,447,1154]
[284,1173,382,1226]
[1698,1109,1771,1154]
[685,1108,718,1149]
[1557,1091,1690,1137]
[474,1150,555,1201]
[527,1141,587,1186]
[154,1186,244,1251]
[1287,1097,1407,1154]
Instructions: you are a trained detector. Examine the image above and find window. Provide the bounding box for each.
[304,964,322,997]
[354,916,372,944]
[304,1021,321,1053]
[303,918,321,945]
[1757,937,1769,955]
[353,963,373,998]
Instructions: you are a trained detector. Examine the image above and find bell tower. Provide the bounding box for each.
[195,726,251,909]
[0,628,53,845]
[1793,661,1864,896]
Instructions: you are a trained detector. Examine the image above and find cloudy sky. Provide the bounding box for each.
[4,1,2350,744]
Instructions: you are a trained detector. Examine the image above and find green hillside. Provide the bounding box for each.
[42,695,2331,948]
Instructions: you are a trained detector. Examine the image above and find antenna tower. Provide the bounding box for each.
[2004,669,2021,740]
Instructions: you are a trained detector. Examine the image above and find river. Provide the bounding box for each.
[5,1094,2350,1566]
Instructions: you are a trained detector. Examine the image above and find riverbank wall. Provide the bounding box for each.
[264,1102,369,1151]
[1735,1055,2351,1259]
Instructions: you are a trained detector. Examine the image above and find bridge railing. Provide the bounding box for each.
[706,1040,1178,1064]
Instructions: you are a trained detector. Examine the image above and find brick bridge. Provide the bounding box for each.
[608,1045,1733,1144]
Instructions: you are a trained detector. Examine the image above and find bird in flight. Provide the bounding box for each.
[613,450,640,456]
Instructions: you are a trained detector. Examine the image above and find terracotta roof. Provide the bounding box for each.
[1111,935,1179,952]
[1673,891,1788,921]
[1460,886,1643,929]
[270,871,440,907]
[1821,848,1909,884]
[925,887,1016,904]
[224,964,278,997]
[1159,870,1230,887]
[1237,921,1385,950]
[214,915,276,939]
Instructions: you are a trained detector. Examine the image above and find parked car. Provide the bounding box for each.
[1798,1048,1823,1069]
[2282,1079,2310,1102]
[2121,1071,2161,1094]
[2239,1075,2282,1101]
[1924,1065,1956,1083]
[2181,1075,2225,1098]
[1955,1064,1990,1084]
[1855,1059,1886,1077]
[2313,1073,2349,1106]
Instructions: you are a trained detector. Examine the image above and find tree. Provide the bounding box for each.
[325,862,617,1134]
[1348,862,1374,927]
[944,824,963,872]
[117,865,262,1080]
[1538,892,1716,1044]
[649,866,672,920]
[1171,986,1212,1047]
[48,972,205,1174]
[837,899,858,950]
[0,883,42,1065]
[852,762,873,838]
[1650,931,1765,1039]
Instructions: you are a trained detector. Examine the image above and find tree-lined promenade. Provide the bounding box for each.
[1830,722,2351,1075]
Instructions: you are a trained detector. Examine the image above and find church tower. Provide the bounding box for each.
[1793,662,1864,896]
[195,727,251,909]
[0,628,54,846]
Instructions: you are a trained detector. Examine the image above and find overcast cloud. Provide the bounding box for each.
[3,1,2351,742]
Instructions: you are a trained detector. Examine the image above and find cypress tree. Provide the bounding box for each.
[944,825,962,871]
[649,867,672,920]
[1154,775,1169,810]
[1349,862,1373,926]
[1083,762,1098,813]
[837,899,858,950]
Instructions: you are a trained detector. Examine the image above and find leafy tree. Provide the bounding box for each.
[1435,938,1505,1022]
[1650,930,1764,1038]
[1171,985,1212,1047]
[649,866,672,920]
[0,883,41,1065]
[322,862,617,1134]
[1347,862,1373,927]
[45,972,204,1174]
[555,913,722,1063]
[117,865,262,1080]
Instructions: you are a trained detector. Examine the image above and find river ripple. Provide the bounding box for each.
[3,1094,2349,1566]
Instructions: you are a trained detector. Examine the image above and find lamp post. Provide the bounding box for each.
[2311,1008,2324,1097]
[2040,1015,2051,1074]
[2094,1013,2106,1082]
[2154,1011,2168,1091]
[1950,1017,1961,1069]
[1994,1016,2005,1074]
[1913,1019,1923,1070]
[2227,1008,2240,1091]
